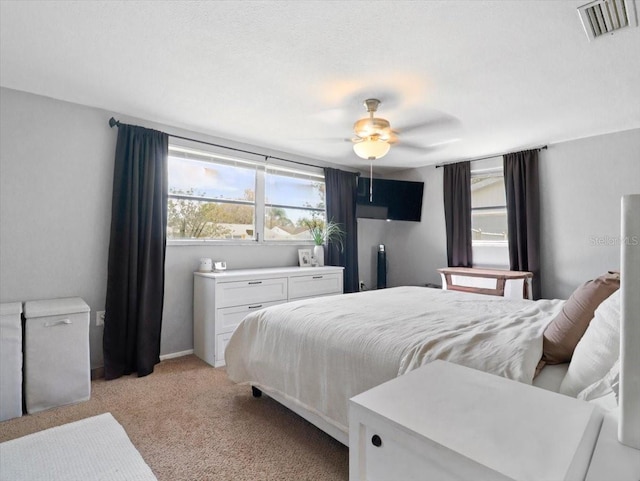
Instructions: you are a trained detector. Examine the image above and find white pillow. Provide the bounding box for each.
[560,290,620,397]
[577,358,620,402]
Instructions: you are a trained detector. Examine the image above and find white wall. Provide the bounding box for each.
[0,87,343,367]
[374,166,448,289]
[538,129,640,299]
[1,88,114,369]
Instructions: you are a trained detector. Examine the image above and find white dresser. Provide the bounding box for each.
[194,266,344,367]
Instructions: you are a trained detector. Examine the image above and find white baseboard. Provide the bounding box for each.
[159,349,194,361]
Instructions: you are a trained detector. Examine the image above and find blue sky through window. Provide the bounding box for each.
[168,156,254,201]
[169,156,324,209]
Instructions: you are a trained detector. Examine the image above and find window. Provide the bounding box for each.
[167,141,325,243]
[264,166,325,241]
[168,145,257,241]
[471,163,508,244]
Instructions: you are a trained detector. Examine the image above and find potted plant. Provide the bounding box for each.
[302,218,344,267]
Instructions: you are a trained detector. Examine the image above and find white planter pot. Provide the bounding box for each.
[313,245,325,267]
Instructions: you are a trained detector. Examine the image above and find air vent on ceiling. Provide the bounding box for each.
[578,0,638,41]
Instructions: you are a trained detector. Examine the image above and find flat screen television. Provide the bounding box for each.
[356,177,424,222]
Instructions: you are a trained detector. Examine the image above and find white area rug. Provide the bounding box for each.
[0,413,157,481]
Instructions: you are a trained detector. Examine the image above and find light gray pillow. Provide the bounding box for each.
[542,272,619,364]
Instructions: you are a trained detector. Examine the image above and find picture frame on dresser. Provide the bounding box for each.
[298,249,312,267]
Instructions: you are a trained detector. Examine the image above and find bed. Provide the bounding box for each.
[225,194,639,451]
[226,287,566,444]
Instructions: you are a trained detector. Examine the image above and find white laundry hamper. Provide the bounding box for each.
[23,297,91,414]
[0,302,23,421]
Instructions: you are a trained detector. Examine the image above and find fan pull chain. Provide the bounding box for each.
[369,159,373,202]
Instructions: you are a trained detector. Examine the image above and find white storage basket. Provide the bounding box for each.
[23,297,90,414]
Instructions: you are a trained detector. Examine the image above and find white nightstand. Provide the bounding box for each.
[349,361,603,481]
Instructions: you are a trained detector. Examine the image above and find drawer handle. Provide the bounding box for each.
[371,434,382,447]
[312,276,323,279]
[248,281,262,285]
[44,319,72,328]
[248,304,263,309]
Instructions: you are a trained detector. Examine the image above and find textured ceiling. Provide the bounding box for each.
[1,1,639,171]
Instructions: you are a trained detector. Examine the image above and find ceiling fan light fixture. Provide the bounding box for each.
[353,117,391,139]
[353,137,390,160]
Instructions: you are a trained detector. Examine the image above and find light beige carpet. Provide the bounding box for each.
[0,355,348,480]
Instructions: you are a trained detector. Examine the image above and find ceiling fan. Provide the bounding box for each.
[350,98,459,161]
[351,98,392,160]
[348,97,460,201]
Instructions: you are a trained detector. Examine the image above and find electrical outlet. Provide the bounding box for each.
[96,310,105,326]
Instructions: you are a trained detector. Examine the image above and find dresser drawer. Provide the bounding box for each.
[289,272,342,300]
[215,277,287,308]
[216,300,285,333]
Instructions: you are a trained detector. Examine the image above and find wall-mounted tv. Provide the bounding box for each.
[356,177,424,222]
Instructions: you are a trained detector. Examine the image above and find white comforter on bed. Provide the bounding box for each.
[225,286,564,434]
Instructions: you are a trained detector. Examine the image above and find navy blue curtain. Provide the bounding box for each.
[504,149,541,299]
[443,161,473,267]
[104,123,168,379]
[324,168,360,293]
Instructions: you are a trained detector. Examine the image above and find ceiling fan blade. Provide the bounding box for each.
[391,137,461,152]
[395,111,461,134]
[395,118,457,134]
[292,137,353,143]
[392,142,435,152]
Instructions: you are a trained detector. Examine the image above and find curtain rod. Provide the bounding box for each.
[434,145,548,169]
[108,117,321,170]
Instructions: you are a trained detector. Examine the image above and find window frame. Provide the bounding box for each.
[470,163,508,247]
[263,164,326,242]
[166,139,325,246]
